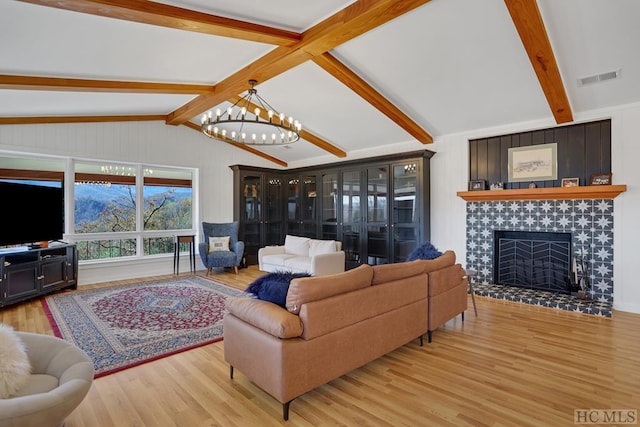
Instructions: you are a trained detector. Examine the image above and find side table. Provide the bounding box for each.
[174,235,196,275]
[465,268,478,317]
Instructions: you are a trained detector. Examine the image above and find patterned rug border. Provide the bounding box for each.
[41,275,245,378]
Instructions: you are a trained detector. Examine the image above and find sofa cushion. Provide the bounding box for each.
[284,235,310,256]
[225,297,303,339]
[208,236,230,252]
[286,264,374,314]
[0,323,31,398]
[261,253,298,267]
[308,239,336,257]
[371,260,427,285]
[246,271,311,308]
[283,257,311,272]
[418,250,456,273]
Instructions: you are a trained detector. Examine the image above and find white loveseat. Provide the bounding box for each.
[258,235,345,276]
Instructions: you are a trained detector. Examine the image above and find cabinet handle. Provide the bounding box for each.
[37,275,45,280]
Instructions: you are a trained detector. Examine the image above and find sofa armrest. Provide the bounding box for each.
[225,297,303,339]
[198,242,208,259]
[258,245,285,270]
[310,251,346,276]
[232,241,245,261]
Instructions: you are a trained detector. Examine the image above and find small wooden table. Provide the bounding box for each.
[174,235,196,275]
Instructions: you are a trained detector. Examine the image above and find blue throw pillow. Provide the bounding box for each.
[407,242,442,261]
[245,271,311,308]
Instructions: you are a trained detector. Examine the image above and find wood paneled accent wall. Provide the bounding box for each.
[469,119,611,189]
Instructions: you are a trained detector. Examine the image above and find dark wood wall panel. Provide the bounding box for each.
[468,119,611,189]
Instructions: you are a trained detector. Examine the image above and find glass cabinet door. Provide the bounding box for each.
[286,175,317,238]
[366,166,389,265]
[299,175,317,237]
[321,172,338,241]
[286,177,300,236]
[240,174,262,260]
[264,176,282,246]
[392,162,419,262]
[342,170,361,268]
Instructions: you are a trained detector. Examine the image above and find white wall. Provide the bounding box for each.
[1,106,638,313]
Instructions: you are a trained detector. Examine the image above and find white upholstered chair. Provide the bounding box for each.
[0,332,94,427]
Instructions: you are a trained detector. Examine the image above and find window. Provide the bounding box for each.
[0,154,195,262]
[73,162,194,261]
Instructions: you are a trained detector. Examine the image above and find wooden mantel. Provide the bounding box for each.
[457,184,627,202]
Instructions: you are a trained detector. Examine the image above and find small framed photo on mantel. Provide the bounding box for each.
[589,173,612,185]
[561,177,579,187]
[469,179,486,191]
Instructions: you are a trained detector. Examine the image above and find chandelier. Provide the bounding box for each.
[200,79,301,145]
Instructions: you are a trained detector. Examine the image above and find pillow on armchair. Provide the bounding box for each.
[0,324,31,398]
[208,236,230,252]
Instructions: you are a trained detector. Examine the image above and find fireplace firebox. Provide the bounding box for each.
[493,231,572,293]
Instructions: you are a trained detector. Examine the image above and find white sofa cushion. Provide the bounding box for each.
[284,256,312,272]
[284,235,310,256]
[261,253,299,267]
[309,239,336,257]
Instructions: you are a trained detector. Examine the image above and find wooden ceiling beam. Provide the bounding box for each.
[182,121,288,167]
[17,0,300,46]
[227,95,347,158]
[0,115,165,125]
[0,74,212,95]
[313,53,433,144]
[504,0,573,124]
[166,0,432,127]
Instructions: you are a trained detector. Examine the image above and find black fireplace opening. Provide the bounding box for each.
[493,231,573,293]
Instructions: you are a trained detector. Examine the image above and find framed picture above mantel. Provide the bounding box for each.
[468,119,611,190]
[508,143,558,183]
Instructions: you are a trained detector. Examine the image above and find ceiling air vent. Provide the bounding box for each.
[578,69,621,86]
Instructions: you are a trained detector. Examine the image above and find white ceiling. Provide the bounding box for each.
[1,0,638,166]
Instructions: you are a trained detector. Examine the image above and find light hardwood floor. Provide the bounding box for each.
[2,266,639,426]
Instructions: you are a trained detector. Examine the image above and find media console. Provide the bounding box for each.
[0,243,78,307]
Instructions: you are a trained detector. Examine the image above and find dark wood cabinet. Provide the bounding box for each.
[231,150,434,268]
[231,166,283,265]
[0,244,78,307]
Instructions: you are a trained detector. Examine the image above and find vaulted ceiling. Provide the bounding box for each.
[1,0,638,167]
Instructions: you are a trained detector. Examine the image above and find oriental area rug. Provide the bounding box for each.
[42,275,245,378]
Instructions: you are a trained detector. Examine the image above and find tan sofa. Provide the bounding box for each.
[258,234,345,276]
[223,251,467,420]
[223,262,429,420]
[419,250,468,342]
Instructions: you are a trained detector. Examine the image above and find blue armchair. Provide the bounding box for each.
[199,221,245,275]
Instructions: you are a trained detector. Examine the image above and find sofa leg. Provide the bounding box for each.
[419,335,424,347]
[427,330,432,343]
[234,266,238,274]
[283,401,291,421]
[462,311,465,322]
[206,267,212,276]
[230,366,234,379]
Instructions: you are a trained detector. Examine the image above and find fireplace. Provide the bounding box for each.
[464,198,615,316]
[493,231,572,293]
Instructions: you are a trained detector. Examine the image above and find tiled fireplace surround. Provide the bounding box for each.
[464,197,615,317]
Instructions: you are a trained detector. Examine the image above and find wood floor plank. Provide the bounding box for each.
[1,266,638,426]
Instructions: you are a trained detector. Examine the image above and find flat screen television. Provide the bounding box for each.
[0,181,64,247]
